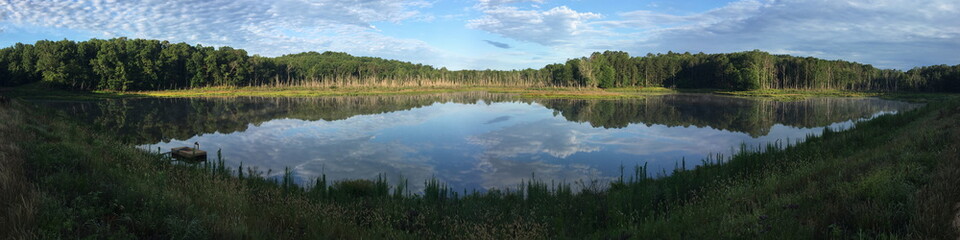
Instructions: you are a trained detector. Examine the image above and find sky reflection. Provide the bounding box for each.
[133,95,918,192]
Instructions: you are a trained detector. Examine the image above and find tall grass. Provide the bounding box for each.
[248,76,547,89]
[0,101,38,239]
[4,97,960,239]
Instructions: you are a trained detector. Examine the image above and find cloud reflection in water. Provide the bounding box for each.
[467,119,601,159]
[121,95,920,192]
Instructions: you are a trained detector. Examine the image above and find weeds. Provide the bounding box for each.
[0,101,38,239]
[4,96,959,239]
[715,88,879,100]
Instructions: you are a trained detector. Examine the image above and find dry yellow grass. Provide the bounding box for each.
[129,86,660,100]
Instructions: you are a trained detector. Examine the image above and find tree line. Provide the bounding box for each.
[1,38,957,92]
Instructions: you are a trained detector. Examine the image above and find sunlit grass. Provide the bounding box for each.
[716,88,880,100]
[7,83,951,103]
[605,86,677,93]
[131,86,654,99]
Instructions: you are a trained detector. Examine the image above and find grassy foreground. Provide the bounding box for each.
[1,96,959,239]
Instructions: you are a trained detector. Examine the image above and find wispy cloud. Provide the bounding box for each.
[467,2,601,46]
[0,0,439,60]
[475,0,545,10]
[483,40,511,49]
[466,119,601,159]
[465,0,959,69]
[0,0,957,70]
[610,0,960,69]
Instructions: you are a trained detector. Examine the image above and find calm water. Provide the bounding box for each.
[37,93,920,191]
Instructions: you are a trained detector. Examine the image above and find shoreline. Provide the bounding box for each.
[3,84,951,102]
[2,95,958,238]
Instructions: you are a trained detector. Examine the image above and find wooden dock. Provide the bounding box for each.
[171,146,207,160]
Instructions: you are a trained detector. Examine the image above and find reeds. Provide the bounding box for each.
[0,101,38,239]
[6,97,960,239]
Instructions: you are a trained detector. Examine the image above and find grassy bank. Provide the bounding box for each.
[2,94,959,238]
[137,86,662,100]
[715,89,957,103]
[5,84,947,102]
[715,89,879,100]
[2,85,665,100]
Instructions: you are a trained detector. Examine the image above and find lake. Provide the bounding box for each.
[37,93,920,191]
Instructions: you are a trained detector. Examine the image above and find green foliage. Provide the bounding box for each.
[597,65,616,88]
[904,64,960,92]
[2,39,958,92]
[6,95,960,238]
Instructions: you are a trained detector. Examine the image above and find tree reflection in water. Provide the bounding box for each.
[35,93,920,191]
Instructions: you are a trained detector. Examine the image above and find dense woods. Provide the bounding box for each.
[1,38,958,92]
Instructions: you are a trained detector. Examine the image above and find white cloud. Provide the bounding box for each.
[143,101,445,188]
[608,0,764,30]
[467,0,960,69]
[0,0,439,61]
[467,3,601,46]
[475,0,545,10]
[2,0,958,70]
[615,0,960,69]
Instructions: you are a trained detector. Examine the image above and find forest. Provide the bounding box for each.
[0,38,958,92]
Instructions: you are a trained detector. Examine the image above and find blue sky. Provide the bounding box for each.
[1,0,958,70]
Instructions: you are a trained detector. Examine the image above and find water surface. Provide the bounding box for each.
[38,93,920,191]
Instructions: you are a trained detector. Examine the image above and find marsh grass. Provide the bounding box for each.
[4,96,960,239]
[134,85,472,98]
[605,86,678,93]
[0,101,39,239]
[715,89,880,100]
[4,84,658,100]
[137,86,654,100]
[8,83,947,103]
